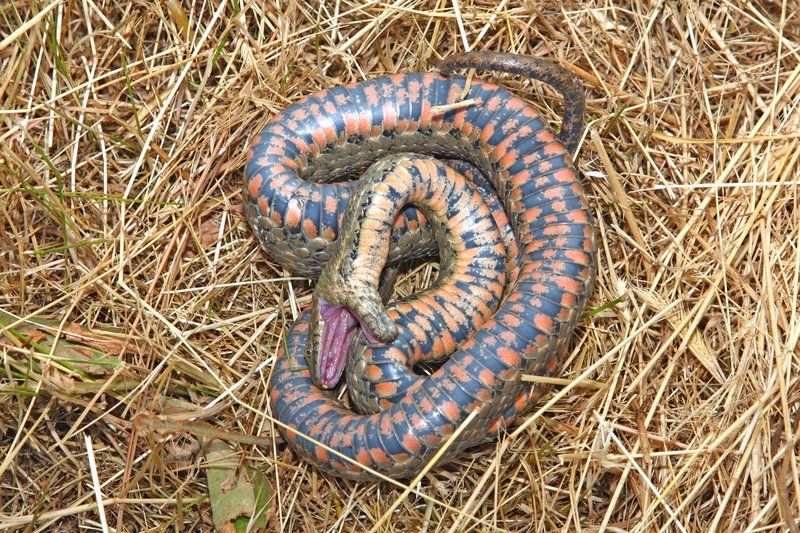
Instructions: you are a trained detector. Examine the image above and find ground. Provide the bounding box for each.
[1,0,799,531]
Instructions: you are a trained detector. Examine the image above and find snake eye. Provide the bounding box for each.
[305,348,312,356]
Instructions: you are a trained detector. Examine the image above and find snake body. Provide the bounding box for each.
[244,53,596,480]
[319,155,509,415]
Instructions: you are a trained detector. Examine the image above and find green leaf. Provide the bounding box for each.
[204,439,273,532]
[583,294,626,318]
[0,310,125,376]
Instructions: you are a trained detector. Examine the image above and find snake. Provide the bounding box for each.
[243,52,596,480]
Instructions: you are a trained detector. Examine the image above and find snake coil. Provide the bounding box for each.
[244,52,596,480]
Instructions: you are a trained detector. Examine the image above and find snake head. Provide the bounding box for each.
[307,280,398,389]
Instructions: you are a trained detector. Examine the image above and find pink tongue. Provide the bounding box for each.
[317,301,381,388]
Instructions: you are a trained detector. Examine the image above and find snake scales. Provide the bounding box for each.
[243,52,596,480]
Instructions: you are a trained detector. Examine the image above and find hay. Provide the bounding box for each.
[1,0,799,530]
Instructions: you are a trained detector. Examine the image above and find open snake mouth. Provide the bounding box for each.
[317,298,382,388]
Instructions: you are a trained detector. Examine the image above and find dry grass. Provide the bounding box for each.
[1,0,799,531]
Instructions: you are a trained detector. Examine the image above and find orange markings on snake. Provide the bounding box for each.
[246,52,595,480]
[375,381,398,397]
[499,150,521,169]
[247,175,263,198]
[479,368,497,387]
[284,203,301,228]
[498,346,522,367]
[513,393,528,411]
[535,313,554,332]
[303,219,318,238]
[501,314,522,328]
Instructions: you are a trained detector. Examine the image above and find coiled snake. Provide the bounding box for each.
[243,52,596,480]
